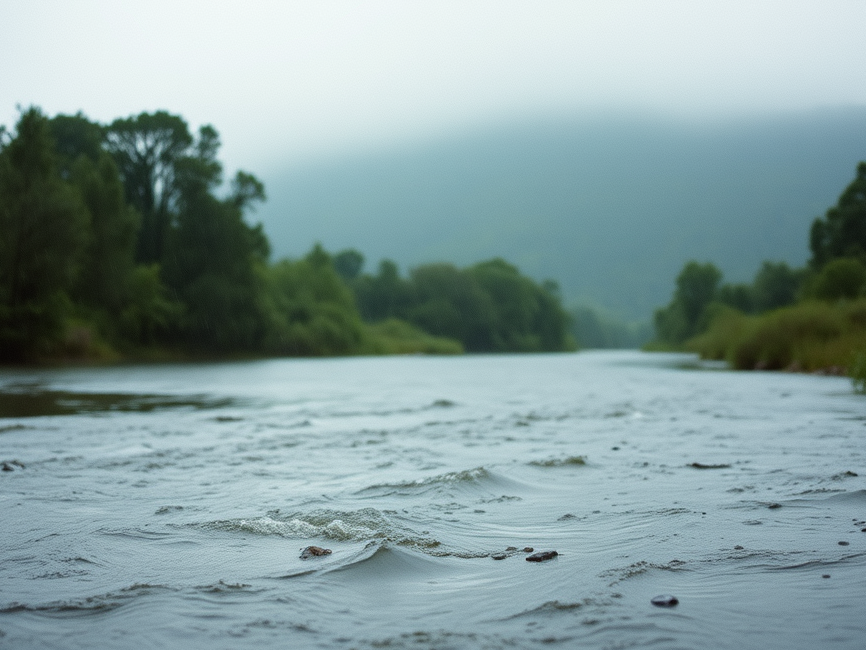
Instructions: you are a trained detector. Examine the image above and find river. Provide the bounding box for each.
[1,351,864,649]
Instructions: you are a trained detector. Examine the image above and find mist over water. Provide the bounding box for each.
[2,352,864,648]
[259,108,866,318]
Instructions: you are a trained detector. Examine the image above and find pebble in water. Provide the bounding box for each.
[838,541,850,546]
[300,546,332,559]
[526,551,558,562]
[651,594,679,607]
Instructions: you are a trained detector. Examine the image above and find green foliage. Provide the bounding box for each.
[810,162,866,268]
[361,318,463,355]
[688,299,866,373]
[352,259,414,322]
[752,261,803,312]
[261,248,365,356]
[333,249,365,282]
[163,184,268,352]
[1,105,577,363]
[654,261,722,345]
[0,108,89,361]
[351,257,574,352]
[807,257,866,302]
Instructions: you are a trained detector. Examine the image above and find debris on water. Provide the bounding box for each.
[1,460,25,471]
[558,513,577,521]
[768,503,782,509]
[300,546,332,559]
[838,541,849,546]
[822,574,831,579]
[526,551,558,562]
[734,545,744,550]
[651,594,679,607]
[491,546,534,560]
[688,462,731,469]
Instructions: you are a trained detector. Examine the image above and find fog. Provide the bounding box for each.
[4,1,866,171]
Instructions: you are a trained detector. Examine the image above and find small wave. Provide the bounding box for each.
[361,466,491,491]
[825,489,866,504]
[328,543,458,578]
[199,508,441,550]
[502,598,607,620]
[601,559,686,585]
[0,583,171,617]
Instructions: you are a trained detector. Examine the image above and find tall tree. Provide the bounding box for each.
[105,111,193,263]
[810,162,866,267]
[0,108,89,360]
[50,114,140,317]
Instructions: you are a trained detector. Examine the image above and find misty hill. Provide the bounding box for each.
[257,108,866,319]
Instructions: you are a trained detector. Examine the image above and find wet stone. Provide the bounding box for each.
[822,574,831,579]
[768,503,782,509]
[838,541,849,546]
[491,546,534,560]
[526,551,557,562]
[734,545,744,550]
[300,546,332,559]
[651,594,679,607]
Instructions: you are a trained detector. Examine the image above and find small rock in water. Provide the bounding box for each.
[523,547,534,553]
[768,503,782,509]
[300,546,332,559]
[651,594,679,607]
[838,541,849,546]
[822,574,831,579]
[526,550,557,562]
[491,553,508,560]
[734,545,744,550]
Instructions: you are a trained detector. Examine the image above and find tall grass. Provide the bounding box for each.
[688,299,866,378]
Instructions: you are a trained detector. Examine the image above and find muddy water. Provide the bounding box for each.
[1,351,864,649]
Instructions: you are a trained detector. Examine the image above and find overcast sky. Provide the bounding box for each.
[3,1,866,172]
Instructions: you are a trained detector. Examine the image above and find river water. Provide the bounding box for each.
[1,351,864,649]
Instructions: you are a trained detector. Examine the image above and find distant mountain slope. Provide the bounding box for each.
[257,108,866,318]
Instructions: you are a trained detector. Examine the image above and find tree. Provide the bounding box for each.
[751,261,802,312]
[0,108,89,360]
[261,245,365,356]
[333,249,365,282]
[50,114,140,319]
[809,257,866,301]
[810,161,866,268]
[105,111,193,263]
[654,261,722,344]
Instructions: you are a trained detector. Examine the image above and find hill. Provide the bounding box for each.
[257,108,866,319]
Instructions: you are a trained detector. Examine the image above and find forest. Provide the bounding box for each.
[0,108,575,363]
[652,161,866,391]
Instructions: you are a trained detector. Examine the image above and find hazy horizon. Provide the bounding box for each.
[5,1,866,173]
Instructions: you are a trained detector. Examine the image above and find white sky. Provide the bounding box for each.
[3,1,866,171]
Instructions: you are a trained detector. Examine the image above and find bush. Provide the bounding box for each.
[688,299,866,373]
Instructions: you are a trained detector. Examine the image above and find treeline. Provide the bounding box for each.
[651,161,866,390]
[0,107,574,363]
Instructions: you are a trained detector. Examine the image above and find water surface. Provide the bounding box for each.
[1,351,864,648]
